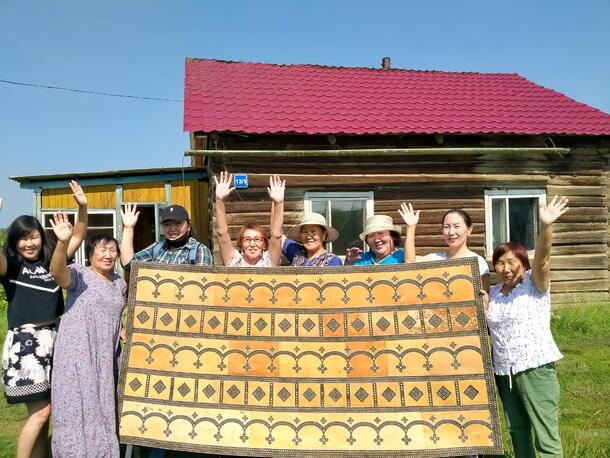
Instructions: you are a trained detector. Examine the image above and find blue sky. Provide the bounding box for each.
[1,0,609,227]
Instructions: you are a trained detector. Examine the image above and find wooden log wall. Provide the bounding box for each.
[209,146,608,303]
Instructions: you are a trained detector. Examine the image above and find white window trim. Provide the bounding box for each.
[484,189,546,259]
[304,191,374,256]
[42,209,116,265]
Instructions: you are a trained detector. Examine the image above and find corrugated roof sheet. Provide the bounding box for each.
[184,58,610,136]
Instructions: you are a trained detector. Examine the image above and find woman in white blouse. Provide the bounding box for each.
[402,206,490,293]
[486,196,568,458]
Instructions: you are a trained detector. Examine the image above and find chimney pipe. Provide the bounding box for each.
[382,57,391,70]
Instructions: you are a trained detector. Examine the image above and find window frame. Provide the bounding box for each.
[42,209,116,265]
[483,189,546,259]
[303,191,374,256]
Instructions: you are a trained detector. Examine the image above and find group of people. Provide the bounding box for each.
[0,173,567,458]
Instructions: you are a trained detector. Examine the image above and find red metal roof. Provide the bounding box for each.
[184,58,610,136]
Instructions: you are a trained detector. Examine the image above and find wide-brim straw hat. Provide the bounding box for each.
[286,212,340,243]
[359,215,401,241]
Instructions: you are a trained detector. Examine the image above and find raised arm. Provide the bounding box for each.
[214,171,237,265]
[531,196,569,293]
[49,213,74,288]
[398,202,420,263]
[119,204,140,267]
[67,180,88,258]
[267,175,285,266]
[0,197,6,276]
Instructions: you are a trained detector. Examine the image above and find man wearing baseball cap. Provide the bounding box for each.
[119,203,212,269]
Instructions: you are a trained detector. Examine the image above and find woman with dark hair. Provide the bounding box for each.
[403,206,490,293]
[49,214,126,458]
[214,172,285,267]
[486,196,568,458]
[0,182,87,458]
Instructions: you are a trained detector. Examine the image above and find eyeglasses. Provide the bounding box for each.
[241,236,265,244]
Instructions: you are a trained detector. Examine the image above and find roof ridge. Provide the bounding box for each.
[185,56,518,77]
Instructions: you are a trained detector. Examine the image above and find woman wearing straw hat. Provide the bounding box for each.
[345,204,416,265]
[282,213,342,266]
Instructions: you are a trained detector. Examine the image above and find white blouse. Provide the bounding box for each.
[424,252,490,276]
[227,249,273,267]
[487,270,562,375]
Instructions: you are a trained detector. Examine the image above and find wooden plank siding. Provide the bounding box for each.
[123,182,166,203]
[210,146,608,302]
[171,180,209,244]
[42,185,115,209]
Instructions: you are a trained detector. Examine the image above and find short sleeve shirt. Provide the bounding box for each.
[283,239,342,267]
[1,257,64,328]
[227,250,274,267]
[487,270,562,375]
[424,252,490,276]
[354,249,405,265]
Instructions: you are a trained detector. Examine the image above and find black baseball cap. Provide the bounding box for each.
[160,205,190,223]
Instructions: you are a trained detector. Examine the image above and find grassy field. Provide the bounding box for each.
[0,302,609,457]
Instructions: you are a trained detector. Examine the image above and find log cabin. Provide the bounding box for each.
[184,57,610,303]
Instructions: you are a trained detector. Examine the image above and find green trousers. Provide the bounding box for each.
[495,363,563,458]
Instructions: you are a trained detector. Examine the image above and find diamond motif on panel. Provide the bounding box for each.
[184,314,197,328]
[382,387,396,402]
[354,387,369,402]
[208,316,221,329]
[428,314,443,328]
[455,312,470,326]
[303,388,317,402]
[376,317,391,331]
[436,386,451,400]
[202,384,216,398]
[351,318,365,332]
[402,315,417,329]
[153,380,166,394]
[409,387,423,401]
[329,388,342,402]
[231,317,244,331]
[160,313,173,326]
[278,318,292,332]
[227,385,241,399]
[302,318,316,332]
[277,387,291,402]
[136,311,150,324]
[255,318,268,331]
[464,385,480,400]
[327,318,340,332]
[252,387,266,401]
[177,383,191,397]
[129,377,142,391]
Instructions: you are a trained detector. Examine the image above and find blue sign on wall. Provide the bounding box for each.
[234,174,248,189]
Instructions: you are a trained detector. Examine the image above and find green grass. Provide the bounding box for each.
[1,303,609,457]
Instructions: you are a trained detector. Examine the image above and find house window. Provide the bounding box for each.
[484,189,546,256]
[304,192,374,255]
[42,210,116,265]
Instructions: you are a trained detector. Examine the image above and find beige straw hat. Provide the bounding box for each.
[359,215,401,241]
[286,212,339,243]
